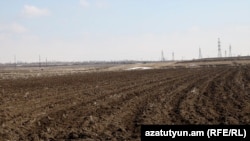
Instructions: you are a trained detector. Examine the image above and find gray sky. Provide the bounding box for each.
[0,0,250,63]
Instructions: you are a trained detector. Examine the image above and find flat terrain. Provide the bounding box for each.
[0,64,250,140]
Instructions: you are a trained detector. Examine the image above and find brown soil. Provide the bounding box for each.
[0,66,249,140]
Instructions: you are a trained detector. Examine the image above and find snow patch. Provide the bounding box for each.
[125,67,152,70]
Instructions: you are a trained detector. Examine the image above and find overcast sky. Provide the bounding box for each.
[0,0,250,63]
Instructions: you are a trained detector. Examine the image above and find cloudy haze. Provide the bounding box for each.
[0,0,250,63]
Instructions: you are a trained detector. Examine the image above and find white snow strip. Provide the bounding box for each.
[125,67,153,70]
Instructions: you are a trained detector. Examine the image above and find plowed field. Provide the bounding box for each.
[0,66,250,140]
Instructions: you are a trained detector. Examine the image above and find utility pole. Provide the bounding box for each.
[229,44,232,57]
[172,52,175,61]
[14,55,16,69]
[39,55,41,68]
[161,50,165,61]
[46,58,47,67]
[199,48,202,59]
[218,38,222,57]
[225,50,227,57]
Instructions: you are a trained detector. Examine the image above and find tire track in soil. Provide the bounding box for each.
[178,67,235,124]
[226,66,250,124]
[123,68,227,139]
[138,67,228,125]
[123,69,217,139]
[131,69,211,125]
[187,66,250,124]
[203,68,243,124]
